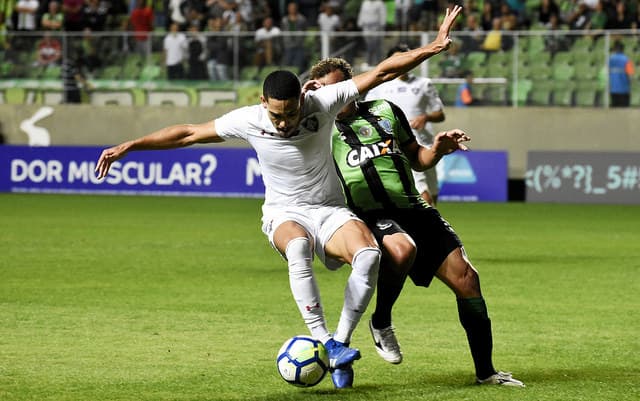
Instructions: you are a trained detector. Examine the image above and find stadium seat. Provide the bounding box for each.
[552,64,575,81]
[514,79,533,105]
[463,51,487,69]
[139,65,161,81]
[552,51,572,65]
[529,80,554,105]
[574,87,598,107]
[41,65,61,80]
[573,61,598,80]
[570,36,593,53]
[482,85,508,106]
[551,87,574,106]
[97,66,122,80]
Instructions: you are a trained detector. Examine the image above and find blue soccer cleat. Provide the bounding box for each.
[325,338,361,369]
[330,363,354,389]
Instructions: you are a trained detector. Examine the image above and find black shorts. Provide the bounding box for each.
[364,207,462,287]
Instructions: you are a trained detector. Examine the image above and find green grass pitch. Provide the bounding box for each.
[1,194,639,401]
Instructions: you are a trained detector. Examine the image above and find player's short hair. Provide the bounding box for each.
[309,57,353,80]
[263,70,301,100]
[613,40,624,52]
[387,43,411,58]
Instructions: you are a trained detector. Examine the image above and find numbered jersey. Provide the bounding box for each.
[332,99,428,213]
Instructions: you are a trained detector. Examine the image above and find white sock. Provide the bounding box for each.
[286,237,331,343]
[334,247,381,344]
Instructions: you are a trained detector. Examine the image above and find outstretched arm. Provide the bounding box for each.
[95,122,224,179]
[403,129,470,171]
[352,5,462,94]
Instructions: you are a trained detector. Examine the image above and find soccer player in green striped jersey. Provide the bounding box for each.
[308,58,525,388]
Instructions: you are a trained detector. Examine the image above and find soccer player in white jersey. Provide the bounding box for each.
[95,5,462,388]
[365,43,445,207]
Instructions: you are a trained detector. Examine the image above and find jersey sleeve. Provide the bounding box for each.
[310,80,360,115]
[214,106,254,140]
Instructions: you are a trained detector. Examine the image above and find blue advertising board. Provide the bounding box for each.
[438,151,508,202]
[0,146,507,202]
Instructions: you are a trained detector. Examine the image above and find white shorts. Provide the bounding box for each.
[412,167,439,197]
[261,205,362,270]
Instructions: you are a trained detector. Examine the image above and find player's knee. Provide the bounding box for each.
[286,237,312,276]
[384,240,416,274]
[454,262,481,297]
[351,247,381,284]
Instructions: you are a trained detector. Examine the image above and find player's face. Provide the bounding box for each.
[262,96,302,138]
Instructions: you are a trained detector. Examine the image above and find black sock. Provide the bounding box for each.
[457,297,496,380]
[371,263,407,329]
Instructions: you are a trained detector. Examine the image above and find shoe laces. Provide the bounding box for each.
[377,326,400,351]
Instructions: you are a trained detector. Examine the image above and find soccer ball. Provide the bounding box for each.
[276,335,329,387]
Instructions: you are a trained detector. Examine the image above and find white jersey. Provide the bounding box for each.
[365,74,443,146]
[214,79,360,217]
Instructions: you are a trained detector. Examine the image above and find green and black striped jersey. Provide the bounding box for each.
[332,99,429,214]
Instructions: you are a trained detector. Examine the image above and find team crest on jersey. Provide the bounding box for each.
[378,119,393,134]
[301,116,319,132]
[359,126,373,137]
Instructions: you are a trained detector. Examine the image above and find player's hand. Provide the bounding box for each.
[435,5,463,52]
[433,129,470,155]
[410,115,428,130]
[302,79,322,93]
[95,143,128,179]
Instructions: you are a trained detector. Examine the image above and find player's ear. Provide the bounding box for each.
[260,95,268,108]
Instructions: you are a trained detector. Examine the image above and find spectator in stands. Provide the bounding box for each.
[129,0,154,57]
[80,27,102,73]
[567,1,591,30]
[357,0,386,67]
[253,16,281,72]
[62,47,92,103]
[83,0,107,31]
[35,32,62,67]
[544,13,570,54]
[481,17,503,52]
[15,0,39,31]
[163,21,188,80]
[606,0,634,30]
[186,23,208,79]
[609,40,634,107]
[168,0,187,29]
[182,0,207,30]
[460,12,484,52]
[205,16,232,80]
[455,70,477,107]
[62,0,85,31]
[536,0,560,28]
[586,0,607,33]
[105,0,129,30]
[41,1,64,31]
[250,0,271,30]
[280,1,307,72]
[479,1,496,31]
[298,0,321,27]
[317,1,341,33]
